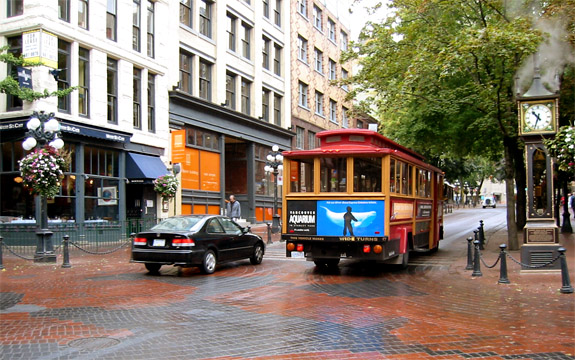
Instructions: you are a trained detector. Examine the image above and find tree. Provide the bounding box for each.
[344,0,574,250]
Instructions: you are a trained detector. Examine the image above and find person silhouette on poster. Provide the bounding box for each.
[343,206,358,236]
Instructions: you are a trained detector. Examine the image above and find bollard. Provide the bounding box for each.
[498,244,510,284]
[465,237,474,270]
[62,235,71,268]
[266,223,273,245]
[472,240,483,277]
[478,220,485,250]
[0,236,4,270]
[558,247,574,294]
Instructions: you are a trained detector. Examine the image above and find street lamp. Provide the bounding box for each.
[264,145,283,233]
[22,111,64,263]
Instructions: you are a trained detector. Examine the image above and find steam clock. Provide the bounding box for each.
[517,69,561,270]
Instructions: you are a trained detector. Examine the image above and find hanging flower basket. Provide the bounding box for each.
[153,173,179,199]
[19,145,68,198]
[544,125,575,176]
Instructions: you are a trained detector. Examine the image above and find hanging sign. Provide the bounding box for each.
[22,29,58,69]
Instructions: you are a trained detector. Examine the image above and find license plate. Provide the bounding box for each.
[153,239,165,247]
[291,251,304,259]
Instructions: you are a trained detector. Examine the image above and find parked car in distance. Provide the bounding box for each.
[131,215,265,274]
[482,196,496,208]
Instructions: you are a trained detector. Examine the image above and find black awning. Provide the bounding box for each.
[126,153,168,183]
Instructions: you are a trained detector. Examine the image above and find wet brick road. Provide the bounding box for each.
[1,226,574,359]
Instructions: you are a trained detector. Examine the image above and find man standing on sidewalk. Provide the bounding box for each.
[226,195,241,222]
[569,193,575,219]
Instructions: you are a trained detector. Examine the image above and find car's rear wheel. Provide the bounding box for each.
[145,263,161,273]
[201,250,217,274]
[250,243,264,265]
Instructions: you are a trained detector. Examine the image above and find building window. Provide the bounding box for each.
[314,48,323,73]
[297,0,306,16]
[78,47,90,117]
[262,89,270,122]
[341,30,348,51]
[227,14,236,52]
[107,58,118,124]
[296,127,305,149]
[78,0,89,29]
[148,73,156,132]
[274,0,281,27]
[307,131,316,150]
[226,73,236,109]
[342,68,349,91]
[273,93,281,126]
[241,78,251,115]
[199,59,212,101]
[328,59,336,80]
[263,0,269,19]
[297,35,307,63]
[106,0,117,41]
[328,18,336,42]
[298,82,308,108]
[241,22,251,59]
[57,39,71,113]
[180,0,192,27]
[147,1,155,58]
[315,91,324,116]
[357,120,364,129]
[133,68,142,129]
[179,50,192,94]
[6,36,22,111]
[329,99,337,123]
[312,5,322,31]
[342,106,349,128]
[273,44,281,76]
[199,0,212,38]
[7,0,23,17]
[262,37,270,70]
[133,0,141,52]
[59,0,70,22]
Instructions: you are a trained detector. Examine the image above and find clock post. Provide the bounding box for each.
[517,69,561,271]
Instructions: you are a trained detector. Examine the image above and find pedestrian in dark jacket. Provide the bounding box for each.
[226,195,241,221]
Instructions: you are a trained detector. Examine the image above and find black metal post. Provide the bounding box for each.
[558,247,574,294]
[0,236,4,270]
[272,168,280,234]
[478,220,485,249]
[472,240,483,277]
[498,244,510,284]
[35,196,56,263]
[62,235,71,268]
[465,236,474,270]
[266,223,273,244]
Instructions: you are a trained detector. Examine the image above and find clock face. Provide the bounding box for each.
[525,104,552,130]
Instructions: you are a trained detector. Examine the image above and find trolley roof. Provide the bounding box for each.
[283,129,443,173]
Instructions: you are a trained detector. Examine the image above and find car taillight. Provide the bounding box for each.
[172,238,195,247]
[363,245,371,253]
[296,244,304,252]
[133,237,147,246]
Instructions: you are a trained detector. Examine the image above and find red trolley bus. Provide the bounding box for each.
[282,128,444,267]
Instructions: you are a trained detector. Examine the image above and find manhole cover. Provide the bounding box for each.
[68,337,121,350]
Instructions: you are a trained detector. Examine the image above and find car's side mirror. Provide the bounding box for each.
[242,226,250,233]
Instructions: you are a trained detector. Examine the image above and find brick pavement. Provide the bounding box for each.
[0,217,574,360]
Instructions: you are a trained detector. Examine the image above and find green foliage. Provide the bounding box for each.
[0,46,77,102]
[346,0,543,162]
[544,125,575,175]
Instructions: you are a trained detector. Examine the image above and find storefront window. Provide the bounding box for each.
[85,178,119,221]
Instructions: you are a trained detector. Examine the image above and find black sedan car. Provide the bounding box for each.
[131,215,265,274]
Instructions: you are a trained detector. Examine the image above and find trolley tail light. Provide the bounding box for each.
[363,245,371,253]
[286,242,295,251]
[133,237,147,246]
[373,245,383,254]
[172,238,195,247]
[296,244,304,252]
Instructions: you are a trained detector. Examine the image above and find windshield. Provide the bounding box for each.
[151,217,202,231]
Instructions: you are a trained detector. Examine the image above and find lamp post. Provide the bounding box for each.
[22,111,64,263]
[264,145,283,233]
